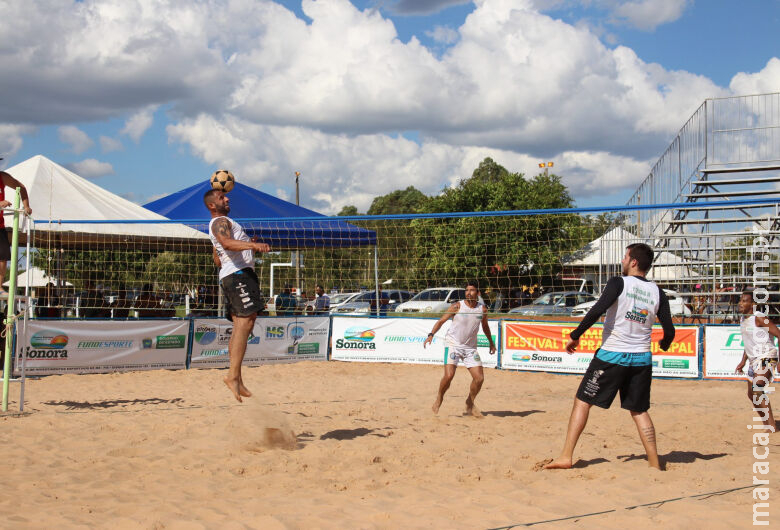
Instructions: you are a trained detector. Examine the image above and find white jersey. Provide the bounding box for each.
[445,300,484,349]
[600,276,661,353]
[208,216,254,280]
[741,312,779,361]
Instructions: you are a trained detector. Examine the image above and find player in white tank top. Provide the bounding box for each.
[204,189,270,403]
[423,282,496,417]
[735,291,779,432]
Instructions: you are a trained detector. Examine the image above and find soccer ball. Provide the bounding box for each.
[210,170,235,192]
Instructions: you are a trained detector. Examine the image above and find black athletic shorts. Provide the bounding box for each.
[220,268,263,318]
[0,231,10,261]
[576,355,652,412]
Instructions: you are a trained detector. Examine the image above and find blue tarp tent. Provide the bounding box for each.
[144,181,376,248]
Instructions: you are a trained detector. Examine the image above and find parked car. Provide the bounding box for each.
[396,287,484,314]
[509,291,597,317]
[326,292,362,312]
[331,290,414,315]
[570,288,693,318]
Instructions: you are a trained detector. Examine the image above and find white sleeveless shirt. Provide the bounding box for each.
[445,300,485,349]
[741,312,779,361]
[208,216,254,280]
[600,276,661,353]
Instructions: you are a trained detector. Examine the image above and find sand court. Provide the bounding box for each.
[1,361,777,528]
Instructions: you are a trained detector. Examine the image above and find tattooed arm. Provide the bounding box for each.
[211,218,270,253]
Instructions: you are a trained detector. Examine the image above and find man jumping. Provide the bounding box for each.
[544,243,675,470]
[424,281,496,417]
[204,189,270,402]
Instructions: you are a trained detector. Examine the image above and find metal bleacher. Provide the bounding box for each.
[623,92,780,321]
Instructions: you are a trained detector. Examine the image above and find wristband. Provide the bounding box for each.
[427,333,434,337]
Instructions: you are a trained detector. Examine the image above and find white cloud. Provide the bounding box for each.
[610,0,690,31]
[120,106,157,143]
[168,114,652,214]
[729,58,780,96]
[0,124,36,163]
[67,158,115,179]
[58,125,93,154]
[425,25,459,44]
[99,135,123,153]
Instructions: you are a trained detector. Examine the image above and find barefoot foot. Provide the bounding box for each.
[223,377,243,402]
[238,382,252,398]
[432,396,443,414]
[543,457,573,470]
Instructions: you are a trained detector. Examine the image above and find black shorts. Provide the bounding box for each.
[0,231,9,261]
[220,268,263,317]
[576,355,652,412]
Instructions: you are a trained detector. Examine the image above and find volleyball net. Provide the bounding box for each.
[23,198,780,320]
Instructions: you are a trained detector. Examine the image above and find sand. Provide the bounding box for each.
[1,362,777,529]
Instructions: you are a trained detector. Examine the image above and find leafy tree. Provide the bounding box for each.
[337,205,360,216]
[367,186,428,215]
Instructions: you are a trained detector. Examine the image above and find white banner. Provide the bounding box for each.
[704,326,749,380]
[16,320,189,374]
[189,316,329,368]
[331,316,499,368]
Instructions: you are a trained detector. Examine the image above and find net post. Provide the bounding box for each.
[2,187,21,412]
[373,246,380,317]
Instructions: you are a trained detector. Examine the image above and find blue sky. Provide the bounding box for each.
[1,0,778,213]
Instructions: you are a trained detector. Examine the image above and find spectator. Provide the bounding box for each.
[369,289,390,316]
[313,284,330,314]
[276,284,297,316]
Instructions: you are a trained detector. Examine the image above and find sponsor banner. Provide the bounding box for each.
[704,326,753,380]
[17,320,189,374]
[189,317,329,368]
[330,317,499,368]
[502,321,699,378]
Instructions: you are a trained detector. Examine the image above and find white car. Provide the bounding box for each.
[570,288,692,318]
[327,292,363,314]
[396,287,484,314]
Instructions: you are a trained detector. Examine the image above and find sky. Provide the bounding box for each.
[0,0,778,214]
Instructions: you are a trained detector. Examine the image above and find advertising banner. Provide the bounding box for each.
[330,316,499,368]
[501,321,700,378]
[704,326,750,380]
[16,320,189,374]
[190,316,329,368]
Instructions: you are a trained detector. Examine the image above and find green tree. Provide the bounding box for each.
[337,205,360,216]
[367,186,428,215]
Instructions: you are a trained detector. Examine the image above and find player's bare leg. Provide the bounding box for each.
[631,410,661,469]
[544,397,592,469]
[223,314,256,402]
[465,366,484,417]
[432,364,456,414]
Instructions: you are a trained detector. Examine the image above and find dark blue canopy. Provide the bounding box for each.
[143,181,376,248]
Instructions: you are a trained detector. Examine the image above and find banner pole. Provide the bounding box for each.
[2,188,21,411]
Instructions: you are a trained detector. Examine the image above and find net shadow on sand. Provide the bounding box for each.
[43,397,185,410]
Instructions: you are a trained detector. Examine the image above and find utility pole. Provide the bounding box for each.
[295,171,301,295]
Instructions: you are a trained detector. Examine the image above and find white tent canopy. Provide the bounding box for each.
[563,226,699,281]
[3,266,72,288]
[2,155,207,242]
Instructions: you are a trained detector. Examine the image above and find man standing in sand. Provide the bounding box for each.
[545,243,675,470]
[204,189,270,402]
[424,281,496,417]
[735,290,778,432]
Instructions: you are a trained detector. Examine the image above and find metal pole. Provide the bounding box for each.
[295,171,301,295]
[373,246,380,317]
[19,214,31,411]
[2,188,21,411]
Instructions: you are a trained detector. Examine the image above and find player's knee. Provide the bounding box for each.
[473,374,484,385]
